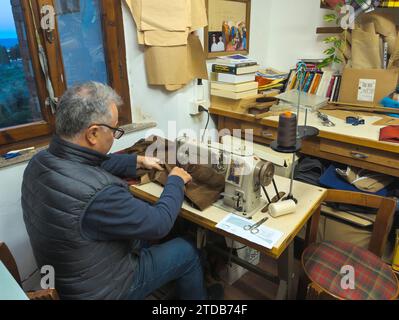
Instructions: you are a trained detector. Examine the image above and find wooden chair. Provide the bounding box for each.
[0,242,59,300]
[301,190,399,300]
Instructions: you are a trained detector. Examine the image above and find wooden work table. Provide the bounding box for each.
[131,176,326,299]
[210,106,399,178]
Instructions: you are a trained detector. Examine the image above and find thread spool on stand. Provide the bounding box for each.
[270,111,300,204]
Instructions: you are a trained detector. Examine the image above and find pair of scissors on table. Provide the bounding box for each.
[243,217,269,234]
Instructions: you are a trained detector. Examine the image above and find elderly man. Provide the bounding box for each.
[21,82,207,300]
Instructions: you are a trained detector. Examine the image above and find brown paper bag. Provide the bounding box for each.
[360,13,397,37]
[352,29,381,69]
[144,33,208,87]
[189,0,208,31]
[388,32,399,69]
[144,30,189,46]
[358,12,398,67]
[141,0,188,31]
[125,0,145,44]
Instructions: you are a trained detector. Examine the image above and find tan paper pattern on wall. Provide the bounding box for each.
[126,0,208,90]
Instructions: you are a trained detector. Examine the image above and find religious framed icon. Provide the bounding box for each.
[204,0,251,59]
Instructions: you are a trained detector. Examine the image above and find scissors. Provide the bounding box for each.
[243,217,269,234]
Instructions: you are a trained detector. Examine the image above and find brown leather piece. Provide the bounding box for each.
[124,136,225,211]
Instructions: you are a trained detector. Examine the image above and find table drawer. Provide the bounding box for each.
[241,122,277,140]
[223,118,277,140]
[320,140,399,170]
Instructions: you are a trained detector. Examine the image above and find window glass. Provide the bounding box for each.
[55,0,108,87]
[0,1,42,130]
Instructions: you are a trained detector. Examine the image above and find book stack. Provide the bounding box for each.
[210,54,259,100]
[284,68,342,102]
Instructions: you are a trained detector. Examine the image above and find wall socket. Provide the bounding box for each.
[189,100,210,116]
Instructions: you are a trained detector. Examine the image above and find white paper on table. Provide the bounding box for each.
[216,214,284,249]
[357,79,376,102]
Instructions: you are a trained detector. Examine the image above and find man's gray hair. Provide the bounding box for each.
[56,82,123,138]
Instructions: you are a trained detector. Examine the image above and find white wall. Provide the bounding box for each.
[266,0,330,71]
[0,0,326,289]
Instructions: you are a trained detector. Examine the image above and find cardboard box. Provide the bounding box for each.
[338,68,399,107]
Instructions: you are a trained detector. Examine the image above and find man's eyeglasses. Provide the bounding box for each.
[90,124,125,139]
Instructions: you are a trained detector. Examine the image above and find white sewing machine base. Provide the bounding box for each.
[213,198,269,219]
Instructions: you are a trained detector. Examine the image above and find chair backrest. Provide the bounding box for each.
[0,242,22,286]
[0,241,60,300]
[325,190,397,257]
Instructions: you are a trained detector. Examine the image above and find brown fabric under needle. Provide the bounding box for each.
[124,136,225,211]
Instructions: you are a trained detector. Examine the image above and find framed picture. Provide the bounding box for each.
[204,0,251,59]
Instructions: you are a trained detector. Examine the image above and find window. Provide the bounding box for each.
[0,0,131,153]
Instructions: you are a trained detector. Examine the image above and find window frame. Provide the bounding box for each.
[0,0,131,154]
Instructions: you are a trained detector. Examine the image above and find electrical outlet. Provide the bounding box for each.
[189,100,209,116]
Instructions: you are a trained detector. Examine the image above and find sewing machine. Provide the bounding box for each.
[176,136,275,218]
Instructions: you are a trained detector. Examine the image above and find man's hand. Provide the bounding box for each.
[169,167,192,185]
[137,156,164,171]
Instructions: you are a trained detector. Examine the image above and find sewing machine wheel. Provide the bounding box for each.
[255,161,275,187]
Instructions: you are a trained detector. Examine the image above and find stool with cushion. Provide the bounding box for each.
[301,190,399,300]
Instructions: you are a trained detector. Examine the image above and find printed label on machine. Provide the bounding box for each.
[216,214,283,249]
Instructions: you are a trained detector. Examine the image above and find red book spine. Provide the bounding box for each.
[326,76,336,99]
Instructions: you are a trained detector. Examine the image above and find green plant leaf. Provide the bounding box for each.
[324,47,336,55]
[334,40,343,48]
[333,56,343,64]
[324,14,337,22]
[323,36,338,44]
[317,56,334,69]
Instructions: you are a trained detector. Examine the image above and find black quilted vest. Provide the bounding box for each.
[21,136,136,300]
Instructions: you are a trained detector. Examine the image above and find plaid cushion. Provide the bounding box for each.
[303,241,399,300]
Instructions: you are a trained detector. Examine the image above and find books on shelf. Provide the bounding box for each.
[215,54,258,65]
[211,55,259,100]
[211,88,259,100]
[283,69,342,102]
[212,64,259,75]
[211,72,256,84]
[211,81,258,93]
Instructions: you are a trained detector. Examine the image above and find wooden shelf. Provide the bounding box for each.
[316,27,344,34]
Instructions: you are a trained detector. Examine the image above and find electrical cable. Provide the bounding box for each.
[199,105,210,143]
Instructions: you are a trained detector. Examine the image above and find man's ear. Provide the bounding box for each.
[86,126,99,146]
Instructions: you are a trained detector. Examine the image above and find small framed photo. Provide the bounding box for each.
[204,0,251,59]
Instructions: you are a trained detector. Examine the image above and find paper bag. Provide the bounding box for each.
[359,12,398,55]
[126,0,145,44]
[338,68,399,107]
[144,33,208,87]
[144,30,189,46]
[189,0,208,31]
[351,29,381,69]
[388,32,399,69]
[141,0,188,31]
